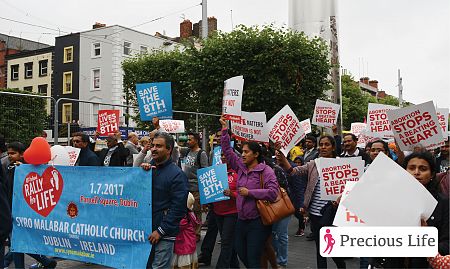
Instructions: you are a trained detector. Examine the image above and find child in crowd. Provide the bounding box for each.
[4,142,57,269]
[172,192,200,269]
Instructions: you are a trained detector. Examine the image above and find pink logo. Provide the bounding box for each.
[323,228,336,254]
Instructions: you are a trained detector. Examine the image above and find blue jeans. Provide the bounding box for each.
[272,216,291,266]
[147,239,174,269]
[234,217,271,268]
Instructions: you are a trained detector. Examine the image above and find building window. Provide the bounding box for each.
[92,69,100,90]
[24,62,33,79]
[123,41,131,55]
[63,71,72,94]
[64,46,73,63]
[62,103,72,123]
[24,86,33,92]
[140,45,148,54]
[92,43,101,57]
[39,60,48,76]
[38,84,48,95]
[10,65,19,80]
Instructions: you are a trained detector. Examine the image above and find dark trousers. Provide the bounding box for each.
[200,210,219,260]
[215,213,239,268]
[309,214,346,269]
[294,210,305,230]
[0,238,4,269]
[234,217,271,269]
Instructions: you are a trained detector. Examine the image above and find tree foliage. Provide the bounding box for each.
[123,25,331,132]
[0,88,48,145]
[341,74,401,130]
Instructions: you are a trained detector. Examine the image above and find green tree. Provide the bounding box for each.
[341,75,376,130]
[0,88,48,145]
[123,25,331,132]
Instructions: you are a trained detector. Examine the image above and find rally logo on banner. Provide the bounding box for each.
[136,82,173,120]
[387,101,444,151]
[222,76,244,121]
[197,164,229,205]
[12,165,152,268]
[268,105,304,156]
[316,157,365,200]
[366,103,398,138]
[97,110,120,136]
[159,120,185,133]
[231,111,269,143]
[311,100,340,128]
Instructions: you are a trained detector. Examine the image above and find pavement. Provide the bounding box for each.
[16,217,360,269]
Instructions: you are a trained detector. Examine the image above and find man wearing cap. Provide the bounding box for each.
[97,132,129,167]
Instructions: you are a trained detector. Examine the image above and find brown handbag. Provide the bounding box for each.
[256,172,295,225]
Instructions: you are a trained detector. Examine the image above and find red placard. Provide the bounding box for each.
[97,110,120,136]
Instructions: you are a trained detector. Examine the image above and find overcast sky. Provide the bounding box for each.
[1,0,449,108]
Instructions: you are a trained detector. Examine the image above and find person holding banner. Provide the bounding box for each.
[369,151,449,268]
[141,132,188,269]
[213,153,239,269]
[3,142,58,269]
[98,132,129,167]
[0,168,11,267]
[276,136,346,269]
[219,116,279,269]
[71,132,100,166]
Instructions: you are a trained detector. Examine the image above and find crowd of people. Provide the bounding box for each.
[0,115,448,269]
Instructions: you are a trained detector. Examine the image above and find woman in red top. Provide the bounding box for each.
[213,153,239,268]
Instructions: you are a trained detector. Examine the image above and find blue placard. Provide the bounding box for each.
[11,165,152,269]
[135,82,173,120]
[213,146,222,165]
[197,164,230,205]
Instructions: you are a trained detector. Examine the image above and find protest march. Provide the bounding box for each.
[1,72,448,269]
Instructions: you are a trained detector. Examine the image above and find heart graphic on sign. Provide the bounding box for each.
[22,167,64,217]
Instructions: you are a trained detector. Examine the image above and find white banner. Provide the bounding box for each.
[316,157,365,200]
[387,101,444,151]
[231,111,269,143]
[268,105,304,156]
[300,119,312,135]
[333,181,365,227]
[436,108,449,140]
[366,103,398,138]
[65,146,80,167]
[159,120,185,133]
[222,75,244,121]
[342,153,438,226]
[350,122,367,137]
[311,99,340,128]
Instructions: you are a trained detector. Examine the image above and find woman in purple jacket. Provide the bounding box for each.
[219,116,279,268]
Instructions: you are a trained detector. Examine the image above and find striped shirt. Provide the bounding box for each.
[309,176,328,216]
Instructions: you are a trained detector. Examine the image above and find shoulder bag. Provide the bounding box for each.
[256,171,295,225]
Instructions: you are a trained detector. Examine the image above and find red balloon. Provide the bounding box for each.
[24,137,51,165]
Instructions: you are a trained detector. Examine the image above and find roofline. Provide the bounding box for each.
[0,33,52,47]
[58,25,180,45]
[5,46,55,60]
